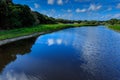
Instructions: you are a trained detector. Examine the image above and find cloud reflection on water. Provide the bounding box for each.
[1,26,120,80]
[47,38,63,46]
[0,70,44,80]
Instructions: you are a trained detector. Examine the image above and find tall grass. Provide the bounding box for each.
[0,24,97,40]
[108,24,120,31]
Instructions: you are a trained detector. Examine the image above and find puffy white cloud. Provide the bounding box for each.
[88,4,102,11]
[57,0,63,5]
[75,4,101,13]
[76,8,87,13]
[48,0,54,5]
[47,0,70,5]
[34,3,40,8]
[117,3,120,9]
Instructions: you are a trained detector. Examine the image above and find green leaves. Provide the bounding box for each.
[0,0,56,30]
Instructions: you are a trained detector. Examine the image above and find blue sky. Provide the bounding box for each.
[13,0,120,20]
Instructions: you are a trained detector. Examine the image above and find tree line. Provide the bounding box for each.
[0,0,120,30]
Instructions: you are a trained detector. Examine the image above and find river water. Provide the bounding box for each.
[0,26,120,80]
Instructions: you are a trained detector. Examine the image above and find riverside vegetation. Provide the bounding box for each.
[106,19,120,31]
[0,0,120,41]
[0,24,98,40]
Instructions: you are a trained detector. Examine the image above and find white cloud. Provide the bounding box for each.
[75,4,102,13]
[57,0,63,5]
[76,8,87,13]
[48,0,65,5]
[101,14,120,20]
[34,3,40,8]
[113,14,120,18]
[88,4,102,11]
[117,3,120,9]
[48,0,54,5]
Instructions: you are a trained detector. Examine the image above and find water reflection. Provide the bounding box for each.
[0,37,37,73]
[80,27,120,80]
[47,38,62,46]
[1,26,120,80]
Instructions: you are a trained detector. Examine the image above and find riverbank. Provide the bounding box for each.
[108,24,120,31]
[0,24,97,46]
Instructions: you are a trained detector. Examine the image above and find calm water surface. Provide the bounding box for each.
[0,26,120,80]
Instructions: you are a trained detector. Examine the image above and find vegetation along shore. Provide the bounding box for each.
[0,0,120,44]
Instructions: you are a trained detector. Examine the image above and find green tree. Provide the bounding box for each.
[107,19,119,25]
[0,0,9,29]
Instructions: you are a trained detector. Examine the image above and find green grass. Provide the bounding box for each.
[108,24,120,31]
[0,23,97,40]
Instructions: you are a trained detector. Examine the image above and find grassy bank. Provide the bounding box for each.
[0,24,97,40]
[108,24,120,31]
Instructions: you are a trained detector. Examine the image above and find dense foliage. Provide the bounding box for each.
[0,0,56,30]
[32,11,56,24]
[0,0,120,30]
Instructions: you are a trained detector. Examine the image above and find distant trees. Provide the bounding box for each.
[55,18,74,24]
[106,19,120,25]
[0,0,120,30]
[76,20,100,25]
[55,19,101,25]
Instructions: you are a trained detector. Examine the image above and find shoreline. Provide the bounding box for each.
[0,24,98,46]
[108,24,120,32]
[0,32,45,46]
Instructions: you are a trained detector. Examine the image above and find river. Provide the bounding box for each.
[0,26,120,80]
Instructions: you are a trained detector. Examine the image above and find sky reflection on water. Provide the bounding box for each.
[1,26,120,80]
